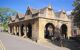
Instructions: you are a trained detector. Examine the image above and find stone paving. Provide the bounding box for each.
[0,40,6,50]
[0,32,80,50]
[0,32,54,50]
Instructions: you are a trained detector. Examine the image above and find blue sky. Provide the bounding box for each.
[0,0,74,14]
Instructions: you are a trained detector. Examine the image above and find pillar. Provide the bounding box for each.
[14,26,17,35]
[16,26,19,35]
[8,26,10,34]
[38,23,45,42]
[12,26,14,35]
[13,26,15,35]
[37,18,46,43]
[67,22,72,39]
[19,26,21,36]
[32,22,39,41]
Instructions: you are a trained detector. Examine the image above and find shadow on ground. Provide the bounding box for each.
[49,39,80,50]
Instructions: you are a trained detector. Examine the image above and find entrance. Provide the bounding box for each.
[27,24,32,39]
[61,24,67,38]
[45,23,55,39]
[21,24,24,36]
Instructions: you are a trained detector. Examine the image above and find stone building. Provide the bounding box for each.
[8,5,72,42]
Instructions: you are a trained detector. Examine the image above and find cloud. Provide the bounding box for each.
[58,9,61,11]
[66,10,72,15]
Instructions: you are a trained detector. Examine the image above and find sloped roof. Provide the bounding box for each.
[31,9,39,14]
[17,13,24,18]
[10,13,25,22]
[55,12,61,18]
[11,16,15,21]
[26,6,39,15]
[9,5,70,23]
[55,10,67,18]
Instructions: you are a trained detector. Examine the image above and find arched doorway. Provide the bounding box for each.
[16,26,19,36]
[45,23,55,39]
[27,24,32,39]
[61,24,67,38]
[21,24,24,36]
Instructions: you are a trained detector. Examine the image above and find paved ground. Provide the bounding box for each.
[0,32,54,50]
[0,32,80,50]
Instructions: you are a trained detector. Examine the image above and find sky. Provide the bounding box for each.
[0,0,74,15]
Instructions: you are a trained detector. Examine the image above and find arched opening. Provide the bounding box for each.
[61,24,67,38]
[16,26,19,36]
[21,24,24,36]
[45,23,55,39]
[27,24,32,39]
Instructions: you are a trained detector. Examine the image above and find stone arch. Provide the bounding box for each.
[15,24,19,36]
[9,25,12,33]
[21,24,24,36]
[44,23,55,39]
[60,24,67,38]
[27,23,32,39]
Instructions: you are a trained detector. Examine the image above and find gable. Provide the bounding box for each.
[9,17,12,23]
[15,14,19,22]
[60,11,68,20]
[45,7,55,19]
[25,7,32,15]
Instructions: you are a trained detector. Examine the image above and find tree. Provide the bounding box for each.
[72,0,80,27]
[0,8,17,31]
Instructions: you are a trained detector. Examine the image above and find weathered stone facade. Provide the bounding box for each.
[8,5,72,42]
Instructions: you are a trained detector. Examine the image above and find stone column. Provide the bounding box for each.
[16,26,17,35]
[16,26,18,35]
[12,26,14,35]
[13,26,15,35]
[17,26,19,33]
[32,22,39,41]
[14,26,17,35]
[38,23,45,42]
[67,22,72,39]
[8,26,10,34]
[19,26,21,36]
[38,18,46,43]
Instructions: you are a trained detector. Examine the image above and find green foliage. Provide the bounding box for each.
[73,0,79,7]
[72,0,80,27]
[0,8,17,31]
[2,22,8,31]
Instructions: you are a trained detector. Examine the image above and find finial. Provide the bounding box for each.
[61,9,66,14]
[47,4,52,9]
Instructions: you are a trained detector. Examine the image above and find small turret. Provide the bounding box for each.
[61,9,66,14]
[47,4,52,9]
